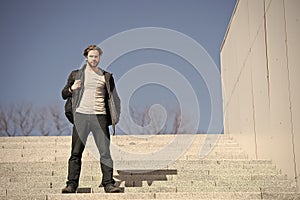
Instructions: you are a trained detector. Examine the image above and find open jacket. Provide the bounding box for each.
[62,64,121,135]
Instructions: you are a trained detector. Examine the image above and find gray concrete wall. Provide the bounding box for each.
[221,0,300,187]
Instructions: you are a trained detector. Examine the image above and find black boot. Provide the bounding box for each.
[62,185,77,193]
[104,184,122,193]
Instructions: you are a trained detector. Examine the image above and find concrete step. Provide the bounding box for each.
[0,136,230,144]
[0,159,276,172]
[0,148,244,162]
[2,187,299,200]
[0,134,233,144]
[2,174,289,189]
[0,176,294,190]
[0,147,249,162]
[0,139,243,150]
[0,159,277,169]
[0,154,251,163]
[143,178,294,188]
[0,168,281,180]
[0,159,279,172]
[45,192,300,200]
[95,185,298,193]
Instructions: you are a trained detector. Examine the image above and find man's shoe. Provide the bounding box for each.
[62,185,76,193]
[104,184,122,193]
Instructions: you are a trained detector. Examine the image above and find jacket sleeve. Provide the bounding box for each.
[61,71,76,100]
[110,75,121,123]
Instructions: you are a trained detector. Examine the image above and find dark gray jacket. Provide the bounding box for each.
[62,64,120,135]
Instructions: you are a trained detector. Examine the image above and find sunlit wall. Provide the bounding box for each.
[221,0,300,187]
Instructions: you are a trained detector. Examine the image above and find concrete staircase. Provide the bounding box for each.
[0,134,299,200]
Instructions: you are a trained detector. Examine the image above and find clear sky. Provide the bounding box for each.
[0,0,236,134]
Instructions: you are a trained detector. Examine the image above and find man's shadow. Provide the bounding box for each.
[114,169,178,188]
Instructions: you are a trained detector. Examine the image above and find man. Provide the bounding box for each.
[61,45,121,193]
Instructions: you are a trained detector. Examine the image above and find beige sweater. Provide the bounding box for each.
[76,68,106,114]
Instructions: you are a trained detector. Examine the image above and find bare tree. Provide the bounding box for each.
[37,106,51,136]
[14,103,36,136]
[136,105,168,135]
[170,107,181,134]
[0,102,196,136]
[151,106,167,134]
[139,106,150,129]
[137,106,151,134]
[0,105,17,136]
[49,104,69,136]
[172,106,200,134]
[0,103,73,136]
[120,106,146,134]
[153,105,193,134]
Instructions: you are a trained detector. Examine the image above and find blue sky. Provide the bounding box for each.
[0,0,236,134]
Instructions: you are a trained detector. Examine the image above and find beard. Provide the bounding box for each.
[87,60,99,68]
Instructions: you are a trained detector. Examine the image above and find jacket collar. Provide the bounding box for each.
[80,64,105,76]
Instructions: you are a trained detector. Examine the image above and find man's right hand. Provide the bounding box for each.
[71,80,82,91]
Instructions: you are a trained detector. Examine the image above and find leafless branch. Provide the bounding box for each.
[171,107,181,134]
[0,105,17,136]
[49,104,69,136]
[36,106,51,136]
[14,103,36,136]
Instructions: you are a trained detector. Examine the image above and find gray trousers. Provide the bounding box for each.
[66,113,114,188]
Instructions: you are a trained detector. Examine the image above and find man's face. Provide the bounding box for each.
[86,50,100,68]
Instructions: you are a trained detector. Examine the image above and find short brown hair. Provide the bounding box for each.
[83,45,103,58]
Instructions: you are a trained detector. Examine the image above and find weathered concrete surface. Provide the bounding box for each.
[0,134,299,199]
